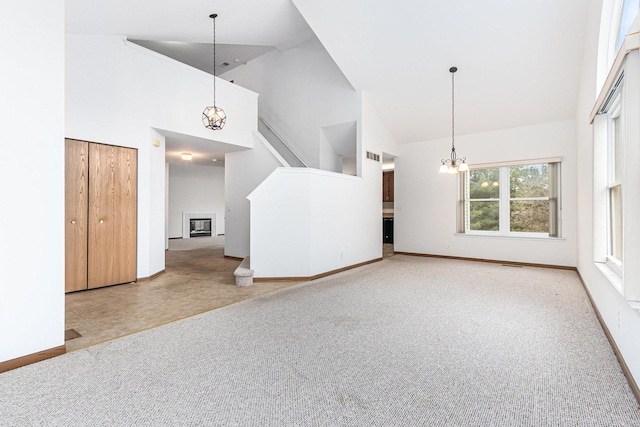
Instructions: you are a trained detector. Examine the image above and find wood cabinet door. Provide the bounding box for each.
[383,171,394,202]
[87,143,137,289]
[65,139,89,292]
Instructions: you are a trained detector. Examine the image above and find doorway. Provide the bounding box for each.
[382,153,395,257]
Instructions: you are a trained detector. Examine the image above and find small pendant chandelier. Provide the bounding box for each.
[202,13,226,131]
[439,66,468,174]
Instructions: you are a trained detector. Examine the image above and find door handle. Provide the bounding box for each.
[70,220,76,224]
[99,219,104,224]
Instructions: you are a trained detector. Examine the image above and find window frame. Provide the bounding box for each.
[606,97,624,275]
[461,159,562,239]
[592,0,640,304]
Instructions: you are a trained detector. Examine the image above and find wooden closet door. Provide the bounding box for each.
[65,139,89,292]
[88,143,137,289]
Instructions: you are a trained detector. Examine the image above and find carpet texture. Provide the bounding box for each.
[1,256,639,426]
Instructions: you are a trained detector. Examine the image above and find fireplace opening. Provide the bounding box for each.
[190,218,212,238]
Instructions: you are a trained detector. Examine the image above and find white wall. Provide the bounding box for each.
[247,92,398,278]
[360,93,399,169]
[149,129,166,268]
[318,133,342,173]
[221,36,360,169]
[0,0,65,362]
[66,34,258,278]
[248,167,381,278]
[225,133,284,258]
[168,163,225,238]
[395,120,577,267]
[165,161,170,250]
[576,0,640,387]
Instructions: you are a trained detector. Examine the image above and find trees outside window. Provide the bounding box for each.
[464,161,560,237]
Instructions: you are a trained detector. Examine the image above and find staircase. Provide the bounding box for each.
[258,118,307,168]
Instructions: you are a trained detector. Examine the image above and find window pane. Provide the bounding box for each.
[510,200,549,233]
[469,201,499,231]
[617,0,640,48]
[610,185,623,260]
[613,114,622,182]
[469,168,500,199]
[510,164,549,198]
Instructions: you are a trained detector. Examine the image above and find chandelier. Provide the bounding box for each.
[439,66,468,174]
[202,13,226,130]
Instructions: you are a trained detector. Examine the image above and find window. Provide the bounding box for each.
[607,101,623,272]
[594,0,640,303]
[617,0,640,49]
[462,160,561,237]
[467,168,500,231]
[598,0,640,90]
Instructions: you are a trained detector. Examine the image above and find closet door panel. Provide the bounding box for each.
[88,143,137,289]
[65,139,89,292]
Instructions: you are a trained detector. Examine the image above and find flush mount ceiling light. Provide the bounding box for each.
[439,66,468,174]
[202,13,226,131]
[181,152,193,160]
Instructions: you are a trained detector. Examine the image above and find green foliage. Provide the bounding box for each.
[469,168,500,199]
[467,164,550,233]
[468,168,500,231]
[510,201,549,232]
[469,201,499,231]
[509,164,548,198]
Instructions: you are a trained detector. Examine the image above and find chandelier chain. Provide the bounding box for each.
[202,13,226,130]
[451,70,455,152]
[212,15,217,106]
[438,66,466,173]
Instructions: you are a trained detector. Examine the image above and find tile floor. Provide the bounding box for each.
[66,238,395,352]
[64,237,302,351]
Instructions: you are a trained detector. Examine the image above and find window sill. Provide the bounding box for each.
[595,262,623,294]
[454,233,565,242]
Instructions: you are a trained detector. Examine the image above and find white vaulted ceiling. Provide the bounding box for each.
[66,0,313,48]
[292,0,591,143]
[67,0,593,146]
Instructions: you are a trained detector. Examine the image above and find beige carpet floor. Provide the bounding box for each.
[4,256,639,426]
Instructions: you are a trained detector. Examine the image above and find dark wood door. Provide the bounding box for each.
[87,143,137,289]
[383,171,394,202]
[65,139,89,292]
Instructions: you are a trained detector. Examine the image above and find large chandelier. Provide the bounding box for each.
[202,13,226,130]
[439,66,468,174]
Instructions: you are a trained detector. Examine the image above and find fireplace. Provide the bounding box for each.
[183,212,216,239]
[190,218,212,237]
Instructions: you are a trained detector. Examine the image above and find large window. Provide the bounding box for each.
[463,160,561,237]
[594,0,640,306]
